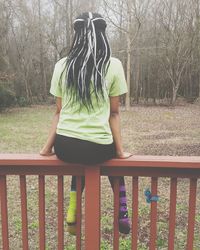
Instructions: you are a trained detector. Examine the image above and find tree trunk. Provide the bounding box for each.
[125,0,131,110]
[135,53,140,104]
[68,0,73,47]
[196,0,200,97]
[125,33,131,110]
[53,2,58,62]
[199,73,200,97]
[189,68,192,97]
[171,85,178,105]
[146,50,150,103]
[171,91,177,105]
[38,0,47,100]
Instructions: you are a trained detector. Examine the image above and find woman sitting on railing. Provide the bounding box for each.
[40,12,132,235]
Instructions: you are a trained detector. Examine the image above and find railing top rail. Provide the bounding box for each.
[0,154,200,169]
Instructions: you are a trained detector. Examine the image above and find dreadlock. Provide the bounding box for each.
[61,12,111,111]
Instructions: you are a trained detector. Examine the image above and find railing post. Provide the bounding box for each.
[85,166,100,250]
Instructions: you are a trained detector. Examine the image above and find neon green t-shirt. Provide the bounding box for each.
[50,56,128,144]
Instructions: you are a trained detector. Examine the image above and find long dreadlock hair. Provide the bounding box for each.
[60,12,111,111]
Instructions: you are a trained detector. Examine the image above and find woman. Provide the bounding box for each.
[40,12,131,235]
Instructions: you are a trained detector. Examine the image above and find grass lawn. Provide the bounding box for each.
[0,104,200,249]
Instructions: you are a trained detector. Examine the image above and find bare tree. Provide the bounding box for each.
[158,0,195,105]
[102,0,155,109]
[1,0,200,107]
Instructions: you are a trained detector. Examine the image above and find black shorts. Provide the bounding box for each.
[54,134,116,165]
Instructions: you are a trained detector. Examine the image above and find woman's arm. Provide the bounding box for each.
[109,96,132,159]
[40,98,62,156]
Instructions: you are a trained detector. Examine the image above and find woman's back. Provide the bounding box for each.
[50,56,127,144]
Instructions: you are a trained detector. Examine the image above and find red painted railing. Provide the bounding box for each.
[0,154,200,250]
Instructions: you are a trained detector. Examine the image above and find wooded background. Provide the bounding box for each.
[1,0,200,109]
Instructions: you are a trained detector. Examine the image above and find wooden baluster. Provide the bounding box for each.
[20,175,29,250]
[113,178,119,250]
[186,178,197,250]
[149,177,158,250]
[57,175,64,250]
[132,177,138,249]
[39,175,45,250]
[168,177,177,250]
[76,176,82,250]
[0,175,9,250]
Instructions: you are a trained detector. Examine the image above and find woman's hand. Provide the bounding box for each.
[116,151,132,159]
[40,147,55,156]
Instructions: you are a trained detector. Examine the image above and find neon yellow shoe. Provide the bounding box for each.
[66,191,77,235]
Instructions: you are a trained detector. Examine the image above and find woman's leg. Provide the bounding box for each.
[68,175,130,234]
[67,176,85,218]
[70,176,85,192]
[66,176,85,235]
[54,135,86,234]
[108,176,130,234]
[66,176,77,225]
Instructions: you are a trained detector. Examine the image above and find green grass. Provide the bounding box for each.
[0,106,53,153]
[1,104,200,249]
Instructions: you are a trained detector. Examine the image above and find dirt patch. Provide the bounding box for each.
[121,104,200,156]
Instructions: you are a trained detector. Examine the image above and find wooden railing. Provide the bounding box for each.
[0,154,200,250]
